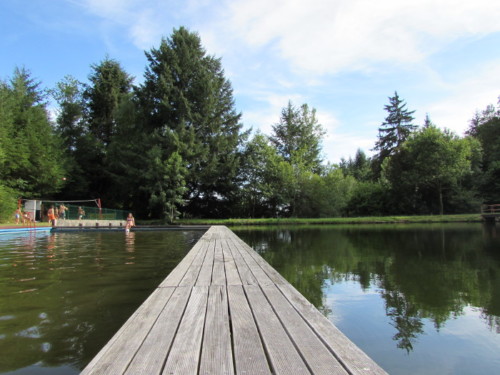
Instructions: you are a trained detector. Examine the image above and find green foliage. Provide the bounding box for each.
[84,57,133,145]
[138,27,246,218]
[384,126,477,214]
[237,133,287,217]
[0,67,67,197]
[143,148,187,222]
[294,167,356,217]
[340,149,373,182]
[469,106,500,202]
[50,75,89,198]
[270,101,325,174]
[0,184,18,222]
[2,30,496,219]
[345,181,391,216]
[373,92,417,176]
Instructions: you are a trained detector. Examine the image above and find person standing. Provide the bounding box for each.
[78,207,85,220]
[59,203,67,219]
[125,213,135,233]
[14,208,21,224]
[47,205,57,227]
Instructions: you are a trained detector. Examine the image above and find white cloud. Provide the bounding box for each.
[74,0,500,163]
[426,60,500,135]
[241,92,306,134]
[221,0,500,75]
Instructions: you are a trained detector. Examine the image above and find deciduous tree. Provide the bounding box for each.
[384,126,477,214]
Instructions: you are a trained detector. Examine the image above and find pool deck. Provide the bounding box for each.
[0,225,52,234]
[80,225,387,375]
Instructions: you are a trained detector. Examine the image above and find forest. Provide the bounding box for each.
[1,27,499,221]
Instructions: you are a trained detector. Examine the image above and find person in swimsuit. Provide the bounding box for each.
[78,207,85,220]
[125,213,135,232]
[47,205,57,227]
[59,204,67,219]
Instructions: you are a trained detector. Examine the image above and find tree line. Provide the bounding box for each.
[1,27,499,221]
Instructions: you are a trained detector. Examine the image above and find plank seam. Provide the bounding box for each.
[239,239,353,374]
[236,231,384,374]
[225,286,238,375]
[241,284,277,375]
[196,286,211,375]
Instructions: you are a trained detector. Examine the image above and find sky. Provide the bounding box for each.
[2,0,500,164]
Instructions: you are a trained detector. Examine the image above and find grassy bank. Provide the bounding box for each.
[0,213,485,227]
[175,214,483,226]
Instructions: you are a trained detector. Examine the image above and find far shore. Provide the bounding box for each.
[169,213,485,226]
[0,213,490,228]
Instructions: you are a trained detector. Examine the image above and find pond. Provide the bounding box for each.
[233,223,500,375]
[0,230,204,375]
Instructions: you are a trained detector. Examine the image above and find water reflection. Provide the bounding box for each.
[0,230,203,374]
[234,224,500,373]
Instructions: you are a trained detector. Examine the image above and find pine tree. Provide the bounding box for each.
[1,67,67,196]
[374,92,417,161]
[84,57,133,146]
[138,27,246,218]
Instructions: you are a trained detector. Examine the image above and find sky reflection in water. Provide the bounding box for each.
[235,223,500,375]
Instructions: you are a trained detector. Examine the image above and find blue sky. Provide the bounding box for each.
[2,0,500,163]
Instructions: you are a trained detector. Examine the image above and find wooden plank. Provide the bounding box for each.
[160,235,205,287]
[261,284,347,375]
[230,228,387,374]
[178,239,211,287]
[196,240,215,286]
[229,236,274,286]
[161,286,209,375]
[228,238,257,285]
[235,236,288,286]
[211,260,226,286]
[214,237,224,262]
[211,238,226,286]
[230,229,387,374]
[83,226,387,375]
[276,282,388,375]
[81,287,175,375]
[199,285,234,375]
[221,239,242,285]
[227,285,271,375]
[124,286,192,375]
[244,284,310,375]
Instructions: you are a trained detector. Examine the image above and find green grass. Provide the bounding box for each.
[2,213,484,227]
[174,214,483,226]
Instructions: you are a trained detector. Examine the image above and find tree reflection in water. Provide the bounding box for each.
[235,223,500,354]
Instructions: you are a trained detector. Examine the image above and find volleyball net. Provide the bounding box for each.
[19,199,129,222]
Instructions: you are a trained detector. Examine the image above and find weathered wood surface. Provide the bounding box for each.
[81,226,387,375]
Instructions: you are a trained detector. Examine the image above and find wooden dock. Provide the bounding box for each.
[481,204,500,223]
[81,226,387,375]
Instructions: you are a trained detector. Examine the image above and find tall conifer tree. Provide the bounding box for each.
[374,92,417,165]
[138,27,246,218]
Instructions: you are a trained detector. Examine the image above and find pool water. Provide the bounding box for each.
[0,230,203,374]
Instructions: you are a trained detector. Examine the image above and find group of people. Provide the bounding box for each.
[47,204,69,227]
[13,204,135,232]
[14,208,32,224]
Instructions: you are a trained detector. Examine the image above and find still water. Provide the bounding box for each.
[0,230,204,375]
[233,223,500,375]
